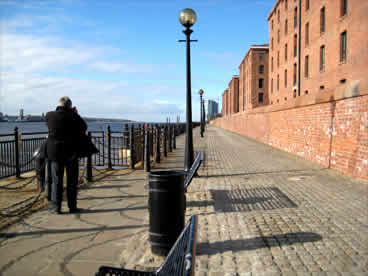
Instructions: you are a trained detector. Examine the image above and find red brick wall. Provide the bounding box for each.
[214,95,368,181]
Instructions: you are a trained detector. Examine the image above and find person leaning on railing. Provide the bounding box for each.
[45,96,87,214]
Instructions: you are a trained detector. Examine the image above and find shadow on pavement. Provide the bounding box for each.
[204,169,322,178]
[78,195,147,200]
[197,232,322,255]
[0,224,148,238]
[83,185,131,190]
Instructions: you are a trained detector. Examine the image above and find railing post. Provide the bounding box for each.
[144,130,150,172]
[173,124,176,149]
[14,127,20,178]
[163,125,167,157]
[130,125,135,169]
[155,125,161,163]
[107,125,112,169]
[87,131,93,182]
[168,123,172,153]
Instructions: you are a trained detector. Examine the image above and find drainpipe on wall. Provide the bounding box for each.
[298,0,302,96]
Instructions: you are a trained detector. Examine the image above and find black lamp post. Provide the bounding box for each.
[202,99,206,133]
[199,89,204,137]
[179,8,197,172]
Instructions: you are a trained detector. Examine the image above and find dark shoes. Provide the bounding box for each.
[69,208,82,214]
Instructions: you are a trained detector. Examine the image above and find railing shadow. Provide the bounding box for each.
[203,168,323,178]
[197,232,322,255]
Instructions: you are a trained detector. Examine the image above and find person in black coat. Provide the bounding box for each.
[46,96,87,214]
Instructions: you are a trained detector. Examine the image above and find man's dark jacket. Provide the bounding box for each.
[46,106,87,161]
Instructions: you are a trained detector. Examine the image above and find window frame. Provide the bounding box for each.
[305,55,309,78]
[340,31,347,63]
[320,45,325,72]
[320,7,326,34]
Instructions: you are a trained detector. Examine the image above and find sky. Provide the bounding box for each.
[0,0,274,122]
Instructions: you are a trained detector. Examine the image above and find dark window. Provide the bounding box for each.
[260,53,265,60]
[320,7,326,34]
[258,93,264,104]
[306,0,310,10]
[294,8,298,28]
[285,43,288,61]
[285,19,288,34]
[341,0,348,16]
[305,22,309,46]
[271,57,274,72]
[277,74,279,91]
[320,45,325,72]
[293,63,297,85]
[285,0,288,10]
[259,78,264,88]
[294,34,297,57]
[305,55,309,78]
[271,78,273,93]
[278,10,280,23]
[277,51,280,67]
[259,65,265,74]
[272,19,274,30]
[278,29,280,43]
[285,69,287,88]
[340,31,347,62]
[271,38,274,50]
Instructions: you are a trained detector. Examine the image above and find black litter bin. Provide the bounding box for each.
[148,170,186,256]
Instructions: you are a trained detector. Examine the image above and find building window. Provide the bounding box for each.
[277,29,280,43]
[294,7,298,28]
[260,53,265,60]
[340,31,347,63]
[306,0,310,10]
[341,0,348,16]
[271,78,273,93]
[320,45,325,72]
[272,19,274,30]
[271,57,274,72]
[305,55,309,78]
[285,69,287,88]
[258,93,264,104]
[277,51,280,67]
[285,43,288,61]
[285,19,288,35]
[285,0,288,10]
[271,38,274,50]
[305,22,309,46]
[277,74,279,91]
[259,65,265,74]
[320,7,326,34]
[294,34,297,57]
[278,10,280,23]
[259,78,264,88]
[293,63,297,86]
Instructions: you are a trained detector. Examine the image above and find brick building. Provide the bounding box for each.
[268,0,368,107]
[239,45,269,111]
[221,88,230,116]
[229,76,239,114]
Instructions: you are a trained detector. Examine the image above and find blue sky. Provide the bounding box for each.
[0,0,273,122]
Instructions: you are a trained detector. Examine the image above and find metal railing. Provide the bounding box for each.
[1,123,188,180]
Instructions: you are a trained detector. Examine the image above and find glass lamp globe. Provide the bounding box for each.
[199,89,204,95]
[179,8,197,27]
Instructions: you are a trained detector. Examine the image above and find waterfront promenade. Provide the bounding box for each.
[0,125,367,275]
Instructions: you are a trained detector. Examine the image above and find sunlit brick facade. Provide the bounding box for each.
[229,76,239,114]
[239,45,269,112]
[268,0,368,106]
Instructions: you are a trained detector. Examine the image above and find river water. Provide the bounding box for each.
[0,121,139,135]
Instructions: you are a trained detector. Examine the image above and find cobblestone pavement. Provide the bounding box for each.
[0,125,367,276]
[122,126,368,276]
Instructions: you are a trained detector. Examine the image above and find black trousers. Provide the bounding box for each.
[50,158,79,212]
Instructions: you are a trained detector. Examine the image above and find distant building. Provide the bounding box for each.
[267,0,368,106]
[19,109,24,120]
[239,44,269,111]
[229,76,239,114]
[207,100,219,121]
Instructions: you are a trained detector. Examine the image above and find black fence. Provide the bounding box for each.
[0,123,194,180]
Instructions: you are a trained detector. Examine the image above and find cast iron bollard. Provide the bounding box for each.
[129,125,135,169]
[155,125,160,163]
[148,170,186,256]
